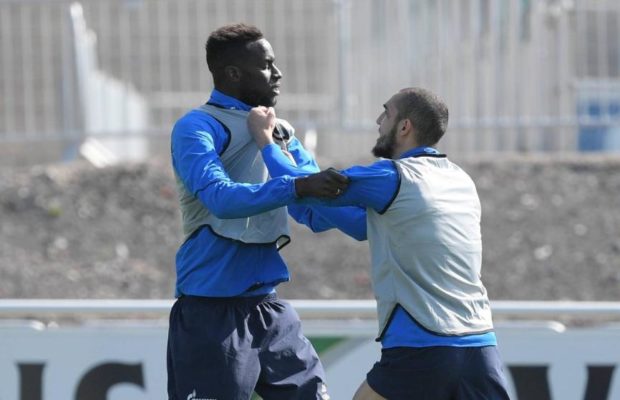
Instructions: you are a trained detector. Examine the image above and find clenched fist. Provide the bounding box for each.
[247,106,276,149]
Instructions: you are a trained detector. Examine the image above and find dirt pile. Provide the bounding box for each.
[1,155,619,301]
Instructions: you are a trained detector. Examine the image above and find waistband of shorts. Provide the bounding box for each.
[178,292,278,306]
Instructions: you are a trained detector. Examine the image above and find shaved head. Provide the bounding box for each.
[393,88,448,146]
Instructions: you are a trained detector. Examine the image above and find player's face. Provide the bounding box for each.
[237,39,282,107]
[372,96,400,158]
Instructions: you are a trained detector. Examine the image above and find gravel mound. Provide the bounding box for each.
[1,155,619,301]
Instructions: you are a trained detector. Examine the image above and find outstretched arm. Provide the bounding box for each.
[285,137,368,240]
[172,116,298,219]
[248,107,400,239]
[288,203,368,241]
[172,113,347,219]
[248,106,368,240]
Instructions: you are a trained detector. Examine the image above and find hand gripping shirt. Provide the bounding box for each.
[174,102,291,247]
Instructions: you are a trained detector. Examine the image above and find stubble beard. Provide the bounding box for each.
[371,126,397,159]
[238,78,278,107]
[239,91,277,108]
[255,92,278,108]
[263,95,278,107]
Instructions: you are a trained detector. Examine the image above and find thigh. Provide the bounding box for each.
[366,347,463,400]
[167,297,260,400]
[254,299,328,400]
[353,380,387,400]
[456,346,511,400]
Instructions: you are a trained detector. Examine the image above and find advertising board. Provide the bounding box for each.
[2,321,620,399]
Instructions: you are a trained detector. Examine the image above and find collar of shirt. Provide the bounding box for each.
[208,89,252,111]
[399,146,440,159]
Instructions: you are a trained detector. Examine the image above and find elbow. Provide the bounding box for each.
[213,211,234,219]
[198,192,245,219]
[344,224,367,241]
[350,232,367,241]
[215,209,248,219]
[207,204,239,219]
[210,202,270,219]
[293,218,328,233]
[209,208,230,219]
[307,223,329,234]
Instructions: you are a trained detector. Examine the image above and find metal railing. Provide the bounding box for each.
[1,299,620,319]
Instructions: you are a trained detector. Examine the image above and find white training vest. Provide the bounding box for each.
[174,104,291,248]
[367,155,494,337]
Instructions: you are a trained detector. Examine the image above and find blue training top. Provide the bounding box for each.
[171,90,368,298]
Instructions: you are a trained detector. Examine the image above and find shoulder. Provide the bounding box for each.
[393,156,441,173]
[171,109,230,153]
[172,109,229,139]
[371,158,399,170]
[359,158,399,174]
[342,158,398,180]
[174,109,222,130]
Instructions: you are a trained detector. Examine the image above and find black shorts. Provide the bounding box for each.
[167,293,328,400]
[367,345,510,400]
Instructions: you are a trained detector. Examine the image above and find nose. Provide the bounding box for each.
[376,112,385,126]
[272,64,282,80]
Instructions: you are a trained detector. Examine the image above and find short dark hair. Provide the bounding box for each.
[205,23,264,73]
[395,88,449,146]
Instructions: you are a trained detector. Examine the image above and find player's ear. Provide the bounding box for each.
[402,118,412,132]
[224,65,241,82]
[398,118,412,137]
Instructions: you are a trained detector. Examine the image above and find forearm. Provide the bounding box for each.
[289,204,367,241]
[260,141,399,214]
[262,143,314,178]
[174,145,296,219]
[295,161,400,213]
[172,114,301,219]
[194,175,296,219]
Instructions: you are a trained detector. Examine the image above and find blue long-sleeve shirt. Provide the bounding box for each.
[171,90,370,298]
[171,90,298,297]
[260,143,497,348]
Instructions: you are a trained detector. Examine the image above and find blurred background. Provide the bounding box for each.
[1,0,619,302]
[2,0,620,163]
[2,1,620,398]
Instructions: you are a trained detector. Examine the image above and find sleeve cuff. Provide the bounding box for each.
[286,176,298,199]
[261,143,282,159]
[262,144,301,199]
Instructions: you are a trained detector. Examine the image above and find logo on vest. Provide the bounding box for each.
[319,382,330,400]
[186,389,216,400]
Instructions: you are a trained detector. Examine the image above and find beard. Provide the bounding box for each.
[372,125,397,158]
[238,76,279,107]
[238,88,278,107]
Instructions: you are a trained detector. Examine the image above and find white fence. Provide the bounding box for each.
[1,0,620,159]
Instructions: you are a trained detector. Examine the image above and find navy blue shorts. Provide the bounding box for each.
[167,293,329,400]
[367,346,510,400]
